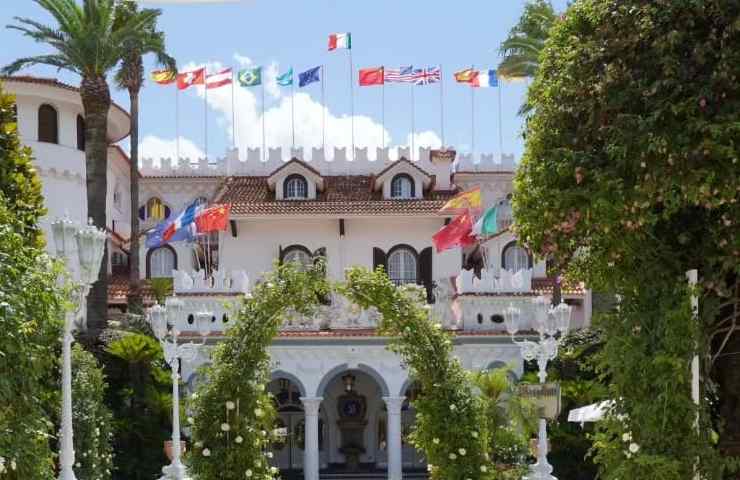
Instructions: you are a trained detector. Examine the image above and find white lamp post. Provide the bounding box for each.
[504,296,572,480]
[51,217,107,480]
[148,299,210,480]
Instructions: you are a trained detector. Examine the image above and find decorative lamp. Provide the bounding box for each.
[503,304,521,336]
[74,218,107,286]
[165,295,185,331]
[532,296,550,335]
[149,304,168,341]
[51,215,78,260]
[195,306,213,338]
[552,302,572,335]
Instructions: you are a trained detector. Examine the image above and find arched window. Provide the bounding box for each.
[284,174,308,199]
[388,246,417,285]
[390,174,415,199]
[139,197,170,221]
[502,241,531,272]
[76,115,85,151]
[281,245,313,270]
[147,245,177,278]
[38,104,58,144]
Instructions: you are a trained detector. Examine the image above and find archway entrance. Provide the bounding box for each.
[318,368,389,474]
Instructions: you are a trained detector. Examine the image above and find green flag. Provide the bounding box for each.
[276,68,293,87]
[472,206,498,237]
[238,67,262,87]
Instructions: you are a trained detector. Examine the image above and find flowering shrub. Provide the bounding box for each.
[72,344,114,480]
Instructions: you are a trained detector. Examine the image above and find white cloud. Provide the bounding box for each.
[143,53,441,162]
[140,135,205,161]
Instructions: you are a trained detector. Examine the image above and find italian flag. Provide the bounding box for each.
[328,32,351,51]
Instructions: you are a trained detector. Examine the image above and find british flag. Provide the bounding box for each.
[384,65,416,83]
[413,66,442,85]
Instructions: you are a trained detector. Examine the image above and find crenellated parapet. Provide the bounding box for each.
[172,269,250,294]
[456,268,533,295]
[140,147,517,183]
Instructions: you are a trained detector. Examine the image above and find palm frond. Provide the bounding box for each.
[2,54,79,75]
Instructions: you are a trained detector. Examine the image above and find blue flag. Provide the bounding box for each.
[145,202,199,248]
[299,66,321,87]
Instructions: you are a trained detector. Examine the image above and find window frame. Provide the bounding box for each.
[146,245,178,279]
[281,244,314,270]
[387,244,419,286]
[38,103,59,144]
[501,241,533,272]
[390,173,415,199]
[284,174,309,200]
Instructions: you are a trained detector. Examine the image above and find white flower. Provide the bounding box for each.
[245,469,253,477]
[194,441,203,448]
[629,442,640,454]
[450,404,457,411]
[187,417,194,425]
[254,408,264,418]
[221,423,231,432]
[270,466,279,474]
[235,436,243,444]
[266,452,273,458]
[427,464,434,472]
[449,453,457,460]
[226,401,236,410]
[471,431,479,438]
[9,459,16,471]
[75,462,81,468]
[622,432,632,442]
[458,448,466,456]
[432,437,440,444]
[480,465,488,472]
[625,451,632,459]
[202,448,211,457]
[191,392,198,399]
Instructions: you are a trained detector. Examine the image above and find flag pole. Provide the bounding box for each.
[205,74,209,162]
[261,76,266,162]
[348,43,355,161]
[497,78,503,160]
[321,64,326,154]
[410,83,415,161]
[471,64,475,160]
[291,67,295,149]
[440,64,445,148]
[381,81,385,151]
[175,86,180,162]
[231,67,236,151]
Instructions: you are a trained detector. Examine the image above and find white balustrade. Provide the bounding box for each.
[456,268,533,295]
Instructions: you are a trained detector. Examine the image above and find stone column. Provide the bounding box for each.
[301,396,323,480]
[383,396,405,480]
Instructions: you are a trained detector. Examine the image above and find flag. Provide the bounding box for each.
[454,68,478,84]
[162,200,205,243]
[432,212,477,252]
[413,66,441,85]
[195,204,231,233]
[238,67,262,87]
[472,69,498,88]
[328,32,351,51]
[206,68,233,89]
[439,187,482,213]
[151,69,176,85]
[384,65,415,83]
[277,68,293,87]
[359,67,384,86]
[177,68,206,90]
[472,205,498,237]
[145,220,196,249]
[299,66,321,87]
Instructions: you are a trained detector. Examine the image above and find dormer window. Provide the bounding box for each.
[390,174,415,199]
[284,174,308,200]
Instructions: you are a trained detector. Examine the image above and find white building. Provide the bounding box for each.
[5,75,591,480]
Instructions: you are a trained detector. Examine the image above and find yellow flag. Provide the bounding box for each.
[150,69,176,85]
[439,187,481,213]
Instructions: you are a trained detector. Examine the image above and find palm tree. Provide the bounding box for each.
[113,0,176,313]
[3,0,165,334]
[498,0,557,81]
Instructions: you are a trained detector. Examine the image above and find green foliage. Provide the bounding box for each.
[0,82,46,248]
[498,0,557,81]
[188,261,329,480]
[72,344,114,480]
[342,267,499,479]
[0,81,65,480]
[103,333,171,480]
[513,0,739,477]
[148,278,173,306]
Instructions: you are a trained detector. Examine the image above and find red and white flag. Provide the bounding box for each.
[177,67,206,90]
[206,68,233,90]
[328,32,351,51]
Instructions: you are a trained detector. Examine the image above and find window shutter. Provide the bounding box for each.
[278,245,285,265]
[373,247,387,273]
[138,206,146,221]
[419,247,434,303]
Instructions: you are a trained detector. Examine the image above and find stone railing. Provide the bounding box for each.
[456,268,533,295]
[280,293,382,331]
[140,147,516,178]
[172,269,250,294]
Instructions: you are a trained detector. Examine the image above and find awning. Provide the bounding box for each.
[567,400,613,424]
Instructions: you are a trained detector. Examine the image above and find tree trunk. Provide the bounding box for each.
[80,75,112,336]
[127,88,142,313]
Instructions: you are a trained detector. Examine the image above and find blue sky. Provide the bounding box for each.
[0,0,568,162]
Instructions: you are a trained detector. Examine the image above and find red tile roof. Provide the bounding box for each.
[216,175,455,216]
[374,157,433,180]
[108,275,157,306]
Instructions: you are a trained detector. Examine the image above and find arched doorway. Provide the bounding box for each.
[317,368,389,474]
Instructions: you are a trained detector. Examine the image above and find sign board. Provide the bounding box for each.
[518,383,561,419]
[430,149,456,164]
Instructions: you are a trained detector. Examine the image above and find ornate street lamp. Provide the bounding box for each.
[149,298,210,480]
[51,217,107,480]
[505,296,572,480]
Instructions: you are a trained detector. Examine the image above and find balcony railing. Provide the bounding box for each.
[456,268,533,294]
